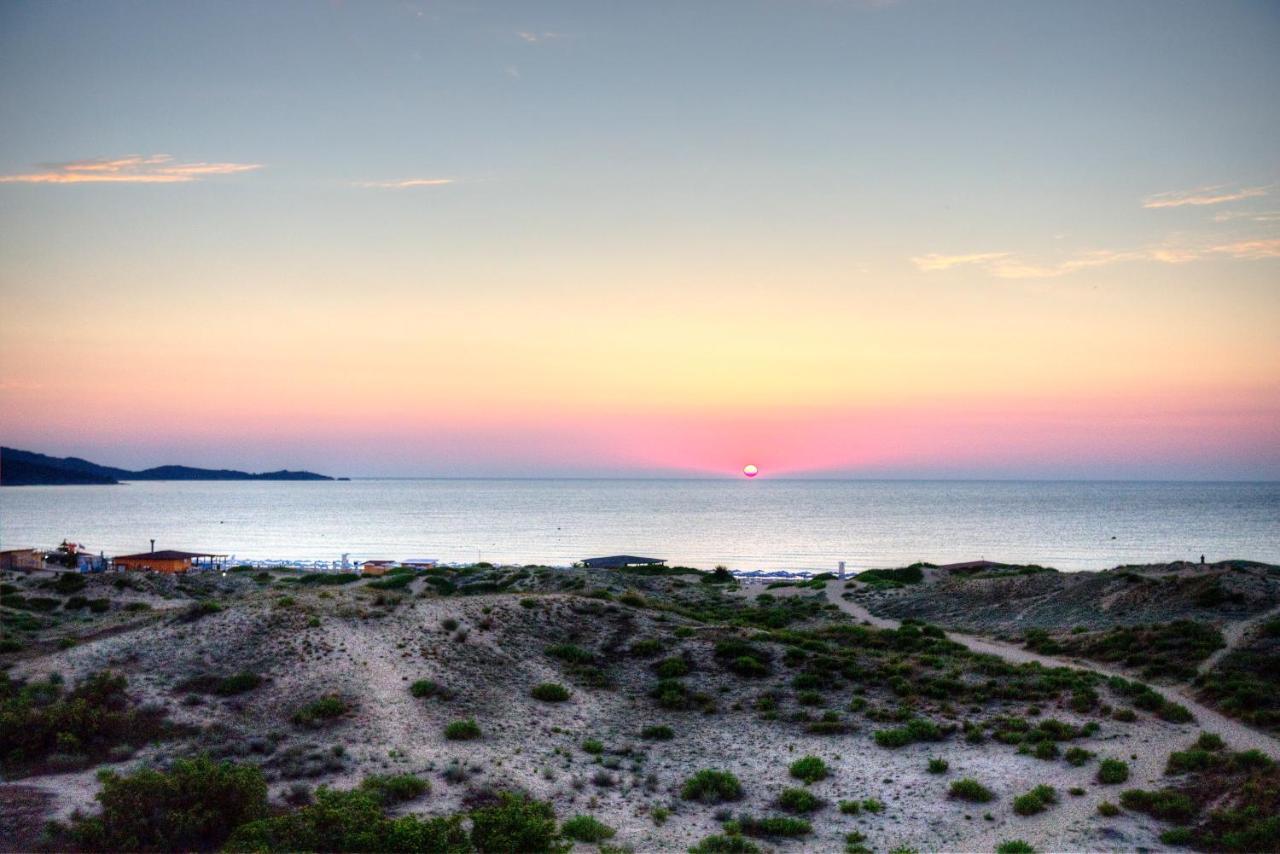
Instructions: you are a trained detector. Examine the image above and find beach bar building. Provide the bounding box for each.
[360,560,397,577]
[0,548,43,572]
[580,555,667,569]
[112,549,227,574]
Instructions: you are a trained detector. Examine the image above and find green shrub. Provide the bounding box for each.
[728,655,769,677]
[996,841,1036,854]
[1033,741,1059,761]
[1098,801,1120,816]
[582,739,604,754]
[689,833,760,853]
[839,800,861,815]
[928,757,949,774]
[469,792,568,853]
[777,787,822,813]
[531,683,571,702]
[72,755,267,851]
[949,778,995,803]
[0,671,169,777]
[874,717,943,749]
[292,695,348,727]
[629,639,664,657]
[1097,758,1129,785]
[214,672,262,696]
[862,798,885,814]
[654,657,691,678]
[546,644,594,664]
[1160,826,1194,846]
[789,755,829,784]
[358,774,429,804]
[738,815,812,838]
[409,679,448,699]
[651,679,690,709]
[560,815,615,843]
[1064,747,1094,767]
[1119,788,1197,822]
[681,769,744,804]
[1012,785,1057,816]
[444,718,481,740]
[641,725,674,741]
[1166,749,1218,775]
[1195,732,1225,751]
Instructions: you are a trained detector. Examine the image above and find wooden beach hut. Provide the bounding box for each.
[112,549,226,574]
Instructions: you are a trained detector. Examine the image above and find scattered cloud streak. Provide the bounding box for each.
[915,240,1280,278]
[517,31,567,43]
[1142,184,1270,209]
[1212,209,1280,223]
[353,178,454,189]
[910,252,1009,272]
[0,155,262,184]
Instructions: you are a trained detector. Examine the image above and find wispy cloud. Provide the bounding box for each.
[516,31,567,43]
[1142,184,1270,209]
[1212,209,1280,224]
[0,155,262,184]
[1207,238,1280,260]
[915,240,1279,279]
[910,252,1009,272]
[353,178,454,189]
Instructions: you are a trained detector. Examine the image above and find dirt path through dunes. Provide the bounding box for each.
[819,581,1280,761]
[1197,601,1280,676]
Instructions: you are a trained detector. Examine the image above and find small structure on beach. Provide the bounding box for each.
[112,549,227,574]
[0,548,43,572]
[402,558,438,570]
[360,560,396,577]
[580,554,667,570]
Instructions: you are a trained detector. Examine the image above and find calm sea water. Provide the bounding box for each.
[1,480,1277,572]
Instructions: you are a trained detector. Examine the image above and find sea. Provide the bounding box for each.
[1,479,1277,573]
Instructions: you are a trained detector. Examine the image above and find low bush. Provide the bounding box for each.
[581,738,604,754]
[546,643,594,665]
[409,679,450,700]
[777,787,822,813]
[469,791,567,853]
[71,755,268,851]
[1012,785,1057,816]
[728,655,769,677]
[1120,788,1197,822]
[641,725,674,741]
[788,755,829,784]
[358,774,428,804]
[681,769,744,804]
[689,833,760,853]
[738,815,812,838]
[1065,747,1094,767]
[949,778,995,803]
[1097,758,1129,785]
[996,841,1036,854]
[531,683,571,702]
[928,758,949,774]
[443,718,481,741]
[291,696,348,727]
[560,815,615,843]
[0,671,170,777]
[1098,801,1120,817]
[654,657,691,678]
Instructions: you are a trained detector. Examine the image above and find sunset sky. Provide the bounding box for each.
[1,0,1278,478]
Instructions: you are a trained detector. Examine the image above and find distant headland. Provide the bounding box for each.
[0,447,333,486]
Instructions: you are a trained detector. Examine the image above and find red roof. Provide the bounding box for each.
[113,550,219,561]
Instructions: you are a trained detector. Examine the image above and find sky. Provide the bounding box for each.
[1,0,1278,479]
